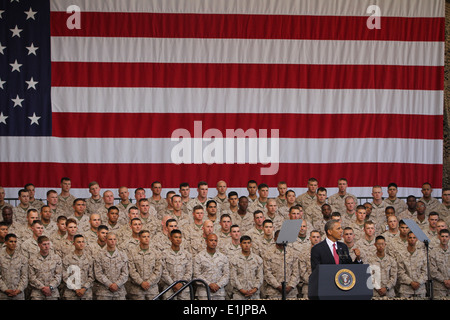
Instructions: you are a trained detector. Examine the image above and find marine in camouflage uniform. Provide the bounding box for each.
[160,230,193,300]
[62,235,95,300]
[229,238,264,300]
[262,236,299,299]
[193,234,229,300]
[367,236,397,298]
[397,233,428,298]
[127,231,162,300]
[0,234,28,300]
[429,229,450,298]
[28,236,62,300]
[93,233,129,300]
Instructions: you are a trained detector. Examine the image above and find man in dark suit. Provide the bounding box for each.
[311,220,362,271]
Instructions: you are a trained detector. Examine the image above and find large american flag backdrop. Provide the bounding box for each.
[0,0,445,198]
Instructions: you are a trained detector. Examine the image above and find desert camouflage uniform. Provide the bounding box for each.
[93,248,129,300]
[247,199,268,216]
[290,236,310,256]
[229,252,264,300]
[57,194,76,216]
[164,210,191,232]
[347,221,366,242]
[14,225,33,242]
[386,236,425,261]
[29,199,45,212]
[397,248,428,297]
[21,237,54,259]
[188,236,207,257]
[54,238,75,259]
[381,230,400,253]
[193,249,229,300]
[430,245,450,298]
[97,206,128,227]
[264,212,284,232]
[217,239,241,258]
[252,237,275,258]
[42,220,58,236]
[367,253,397,297]
[306,202,333,227]
[275,197,287,210]
[425,229,440,250]
[340,212,357,229]
[313,218,331,237]
[186,197,210,215]
[295,192,316,211]
[83,229,99,246]
[244,227,264,244]
[298,246,313,298]
[148,198,167,220]
[28,251,62,300]
[419,197,440,216]
[49,230,66,246]
[0,249,28,300]
[328,193,358,217]
[127,246,162,300]
[67,214,90,233]
[118,236,141,256]
[397,209,417,221]
[229,210,254,234]
[160,247,193,300]
[48,207,67,223]
[62,250,95,300]
[216,230,231,244]
[139,214,160,238]
[370,201,387,228]
[413,216,429,232]
[116,201,133,214]
[355,237,377,262]
[262,245,299,299]
[204,216,222,233]
[183,223,204,246]
[383,198,407,215]
[152,232,173,252]
[85,197,104,215]
[12,205,35,226]
[213,196,230,214]
[436,203,450,223]
[278,206,293,220]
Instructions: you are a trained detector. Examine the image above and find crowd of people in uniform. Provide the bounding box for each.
[0,177,449,300]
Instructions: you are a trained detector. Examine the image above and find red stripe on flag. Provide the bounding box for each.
[50,12,445,42]
[52,113,443,140]
[0,162,442,189]
[51,62,444,90]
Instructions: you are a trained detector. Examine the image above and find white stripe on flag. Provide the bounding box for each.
[51,37,444,66]
[51,0,444,17]
[51,87,443,115]
[0,137,442,165]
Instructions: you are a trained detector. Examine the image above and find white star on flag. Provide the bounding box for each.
[26,77,38,90]
[28,113,41,125]
[11,94,24,107]
[0,112,7,125]
[10,59,22,72]
[0,42,5,54]
[10,25,23,38]
[0,78,5,89]
[24,7,37,20]
[26,43,38,55]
